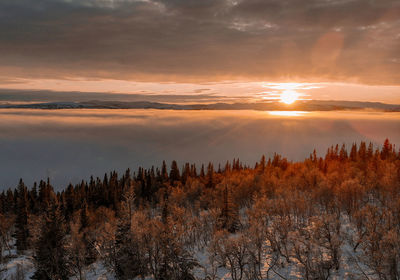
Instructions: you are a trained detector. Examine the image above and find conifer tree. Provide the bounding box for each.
[15,179,29,252]
[190,164,197,177]
[381,138,393,160]
[5,189,14,213]
[259,155,266,172]
[114,220,144,280]
[169,160,180,183]
[123,168,132,191]
[219,182,239,233]
[206,163,215,189]
[161,160,169,182]
[0,192,4,214]
[38,179,53,212]
[367,142,374,158]
[358,141,367,161]
[79,201,97,265]
[64,184,75,220]
[350,143,358,161]
[114,194,146,280]
[32,202,70,280]
[199,164,205,178]
[181,163,191,185]
[339,144,348,162]
[224,161,231,173]
[29,182,39,214]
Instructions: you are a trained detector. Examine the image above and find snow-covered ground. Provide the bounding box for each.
[1,256,113,280]
[0,246,372,280]
[1,217,375,280]
[1,255,35,280]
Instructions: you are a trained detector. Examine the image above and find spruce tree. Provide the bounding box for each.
[200,164,205,178]
[259,155,266,172]
[181,163,191,185]
[206,163,215,189]
[190,164,197,177]
[114,212,145,279]
[161,160,169,182]
[79,202,97,265]
[5,189,14,213]
[350,143,358,161]
[381,138,393,160]
[169,160,180,183]
[38,179,53,212]
[15,179,29,252]
[29,182,39,214]
[219,182,239,233]
[31,202,70,280]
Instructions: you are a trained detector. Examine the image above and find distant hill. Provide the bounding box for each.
[1,99,400,112]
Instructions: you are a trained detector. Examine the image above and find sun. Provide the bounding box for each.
[280,90,300,104]
[261,82,313,104]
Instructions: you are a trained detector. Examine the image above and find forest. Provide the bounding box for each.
[0,139,399,280]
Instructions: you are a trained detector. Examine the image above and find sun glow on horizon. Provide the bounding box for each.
[268,111,310,117]
[261,82,315,104]
[280,90,300,104]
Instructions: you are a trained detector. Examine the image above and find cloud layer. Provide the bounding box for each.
[0,0,399,84]
[1,109,399,189]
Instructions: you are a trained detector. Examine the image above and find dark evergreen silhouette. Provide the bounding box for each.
[15,179,29,252]
[31,202,69,280]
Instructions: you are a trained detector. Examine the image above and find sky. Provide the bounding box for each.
[0,0,400,102]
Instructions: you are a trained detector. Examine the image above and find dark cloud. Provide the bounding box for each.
[0,0,399,84]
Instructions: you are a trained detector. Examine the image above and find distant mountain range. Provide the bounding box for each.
[1,100,400,112]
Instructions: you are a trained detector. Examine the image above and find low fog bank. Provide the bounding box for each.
[0,109,399,190]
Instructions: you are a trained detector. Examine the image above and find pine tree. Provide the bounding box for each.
[114,221,144,280]
[79,202,97,265]
[219,182,239,233]
[181,163,191,185]
[161,160,169,182]
[114,204,146,279]
[200,164,205,178]
[64,184,75,221]
[350,143,358,161]
[5,189,14,213]
[224,161,231,173]
[259,155,266,172]
[38,179,53,212]
[190,164,197,177]
[206,163,215,189]
[367,142,374,158]
[339,144,348,162]
[31,203,70,280]
[0,192,4,215]
[15,179,29,252]
[169,160,180,183]
[123,168,132,191]
[381,138,393,160]
[29,182,39,214]
[358,141,367,161]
